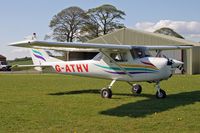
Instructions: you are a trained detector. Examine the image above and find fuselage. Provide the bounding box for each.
[48,56,174,82]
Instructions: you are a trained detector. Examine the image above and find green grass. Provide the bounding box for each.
[0,74,199,133]
[8,59,33,65]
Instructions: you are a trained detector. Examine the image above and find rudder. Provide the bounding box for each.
[30,48,63,65]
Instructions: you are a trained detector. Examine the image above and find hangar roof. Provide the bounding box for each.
[0,55,6,59]
[87,28,199,46]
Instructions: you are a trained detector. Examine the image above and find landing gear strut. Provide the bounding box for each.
[100,80,116,98]
[155,82,166,99]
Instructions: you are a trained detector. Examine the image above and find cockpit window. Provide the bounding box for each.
[93,52,128,62]
[110,53,127,62]
[131,48,151,59]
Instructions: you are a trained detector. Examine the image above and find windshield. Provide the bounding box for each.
[93,53,103,61]
[131,48,151,59]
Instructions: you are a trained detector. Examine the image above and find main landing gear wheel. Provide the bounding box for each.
[132,84,142,94]
[156,89,166,99]
[101,88,112,98]
[100,80,116,99]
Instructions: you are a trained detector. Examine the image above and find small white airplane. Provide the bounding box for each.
[10,38,192,99]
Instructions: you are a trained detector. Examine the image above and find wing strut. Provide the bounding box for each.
[100,49,133,79]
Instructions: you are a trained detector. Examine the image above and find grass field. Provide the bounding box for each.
[0,74,199,133]
[8,59,32,65]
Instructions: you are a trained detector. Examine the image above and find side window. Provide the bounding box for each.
[110,53,127,62]
[135,48,144,58]
[131,48,151,59]
[131,48,142,59]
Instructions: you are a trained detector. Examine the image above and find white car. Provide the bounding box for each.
[0,61,11,71]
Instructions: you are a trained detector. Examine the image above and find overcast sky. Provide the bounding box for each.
[0,0,200,59]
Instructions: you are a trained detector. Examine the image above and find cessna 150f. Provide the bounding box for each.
[11,39,192,99]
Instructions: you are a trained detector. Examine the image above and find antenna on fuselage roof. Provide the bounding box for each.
[32,33,37,40]
[24,33,37,40]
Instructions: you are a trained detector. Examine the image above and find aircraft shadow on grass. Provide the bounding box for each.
[48,89,100,95]
[49,89,146,97]
[48,89,149,99]
[100,90,200,118]
[48,90,200,118]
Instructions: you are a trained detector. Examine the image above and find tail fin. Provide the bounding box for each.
[30,48,63,71]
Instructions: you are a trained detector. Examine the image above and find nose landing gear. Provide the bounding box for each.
[155,82,166,99]
[128,81,166,99]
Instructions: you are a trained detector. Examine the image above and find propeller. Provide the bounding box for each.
[156,50,183,70]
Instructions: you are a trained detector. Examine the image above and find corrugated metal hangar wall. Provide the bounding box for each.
[87,28,200,74]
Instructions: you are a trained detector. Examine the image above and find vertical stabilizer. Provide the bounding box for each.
[29,48,63,71]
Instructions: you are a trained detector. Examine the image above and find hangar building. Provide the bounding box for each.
[0,54,6,62]
[86,28,200,75]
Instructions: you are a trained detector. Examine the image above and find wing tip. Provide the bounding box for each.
[9,40,35,47]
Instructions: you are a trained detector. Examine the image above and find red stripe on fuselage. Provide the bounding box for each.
[141,61,156,67]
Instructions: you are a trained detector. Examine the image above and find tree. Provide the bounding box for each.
[78,14,100,41]
[154,27,184,39]
[49,6,86,42]
[80,4,126,41]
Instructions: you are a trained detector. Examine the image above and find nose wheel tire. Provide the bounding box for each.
[101,88,112,98]
[156,89,166,99]
[132,84,142,94]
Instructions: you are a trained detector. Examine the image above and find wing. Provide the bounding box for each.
[145,45,192,50]
[10,40,192,51]
[10,40,132,50]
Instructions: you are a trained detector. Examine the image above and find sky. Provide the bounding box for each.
[0,0,200,60]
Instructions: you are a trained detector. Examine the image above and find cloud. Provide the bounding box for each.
[135,20,200,35]
[190,34,200,38]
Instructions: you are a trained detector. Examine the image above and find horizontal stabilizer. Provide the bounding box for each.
[11,64,51,68]
[11,64,52,71]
